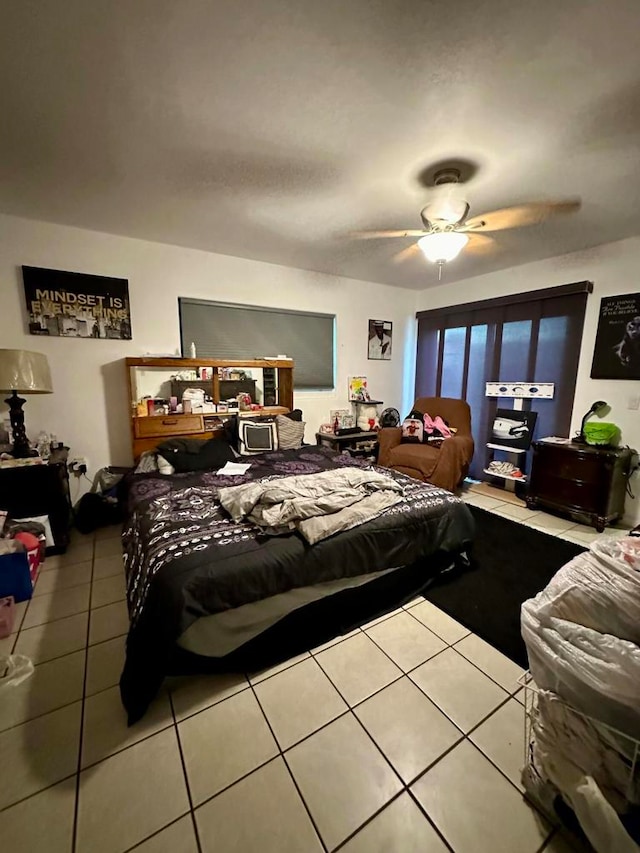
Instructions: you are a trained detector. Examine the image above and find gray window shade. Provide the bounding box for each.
[179,299,335,389]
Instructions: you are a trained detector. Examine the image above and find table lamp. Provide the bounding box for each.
[0,349,53,458]
[573,400,608,444]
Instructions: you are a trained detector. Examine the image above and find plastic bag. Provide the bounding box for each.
[522,610,640,741]
[523,539,640,646]
[0,655,34,691]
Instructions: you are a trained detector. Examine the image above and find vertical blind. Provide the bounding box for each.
[179,299,335,389]
[415,282,592,478]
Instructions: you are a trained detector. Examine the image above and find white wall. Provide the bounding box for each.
[0,213,416,480]
[415,236,640,525]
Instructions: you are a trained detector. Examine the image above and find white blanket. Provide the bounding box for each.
[218,467,404,544]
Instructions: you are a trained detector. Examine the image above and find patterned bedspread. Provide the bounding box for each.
[120,446,475,723]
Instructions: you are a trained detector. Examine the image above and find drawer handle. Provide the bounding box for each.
[161,418,179,426]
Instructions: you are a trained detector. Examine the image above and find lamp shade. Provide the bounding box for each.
[0,349,53,393]
[418,232,469,263]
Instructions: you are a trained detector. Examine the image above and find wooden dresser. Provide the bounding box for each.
[526,441,635,531]
[126,357,294,461]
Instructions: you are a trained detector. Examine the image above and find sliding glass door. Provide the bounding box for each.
[416,284,591,479]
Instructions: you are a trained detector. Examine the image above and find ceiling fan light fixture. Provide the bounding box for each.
[418,231,469,263]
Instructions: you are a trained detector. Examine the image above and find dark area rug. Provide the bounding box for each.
[424,505,586,668]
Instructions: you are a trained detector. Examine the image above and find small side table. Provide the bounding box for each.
[316,431,379,459]
[0,448,72,553]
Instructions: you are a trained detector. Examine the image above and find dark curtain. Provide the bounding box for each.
[415,283,591,479]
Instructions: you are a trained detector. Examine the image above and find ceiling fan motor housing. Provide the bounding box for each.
[421,168,469,228]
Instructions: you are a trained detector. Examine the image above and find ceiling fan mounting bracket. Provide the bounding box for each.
[433,168,462,186]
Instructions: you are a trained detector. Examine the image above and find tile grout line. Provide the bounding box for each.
[16,591,127,635]
[122,810,193,852]
[475,494,630,541]
[71,533,97,853]
[405,788,457,853]
[0,769,79,817]
[80,718,176,774]
[248,679,330,853]
[9,523,567,846]
[168,692,204,853]
[283,651,452,850]
[329,789,408,853]
[308,639,537,818]
[10,626,119,670]
[0,625,527,829]
[0,605,520,751]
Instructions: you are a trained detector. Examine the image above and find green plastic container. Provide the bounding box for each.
[583,422,619,446]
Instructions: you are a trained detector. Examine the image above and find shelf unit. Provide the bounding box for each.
[482,468,527,483]
[483,381,554,493]
[349,398,383,431]
[125,356,294,461]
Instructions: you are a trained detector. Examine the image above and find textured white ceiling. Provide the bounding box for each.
[1,0,639,289]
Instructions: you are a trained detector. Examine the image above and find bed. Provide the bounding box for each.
[119,445,475,723]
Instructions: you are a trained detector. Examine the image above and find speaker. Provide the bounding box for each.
[263,367,277,406]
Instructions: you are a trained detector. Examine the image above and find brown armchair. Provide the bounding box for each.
[378,397,474,492]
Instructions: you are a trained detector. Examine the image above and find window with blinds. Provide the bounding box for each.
[415,282,592,479]
[179,299,335,390]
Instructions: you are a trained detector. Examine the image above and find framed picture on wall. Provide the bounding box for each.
[591,293,640,379]
[368,320,392,360]
[23,266,132,339]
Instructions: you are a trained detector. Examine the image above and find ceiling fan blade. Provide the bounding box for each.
[464,233,499,255]
[462,200,581,232]
[349,229,427,239]
[392,243,421,263]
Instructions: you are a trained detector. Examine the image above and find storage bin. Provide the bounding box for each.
[0,551,33,603]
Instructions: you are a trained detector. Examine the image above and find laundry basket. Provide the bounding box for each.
[520,673,640,851]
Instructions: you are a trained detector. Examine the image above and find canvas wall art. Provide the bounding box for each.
[23,266,132,339]
[591,293,640,379]
[489,408,538,451]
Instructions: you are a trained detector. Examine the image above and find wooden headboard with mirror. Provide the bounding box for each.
[126,356,294,460]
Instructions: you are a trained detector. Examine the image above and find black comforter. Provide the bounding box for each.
[120,447,474,722]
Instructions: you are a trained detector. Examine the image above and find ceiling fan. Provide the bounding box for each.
[351,168,581,279]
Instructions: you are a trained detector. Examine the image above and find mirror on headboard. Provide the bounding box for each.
[126,357,294,460]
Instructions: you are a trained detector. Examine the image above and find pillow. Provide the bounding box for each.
[157,455,176,475]
[157,438,235,472]
[238,419,278,455]
[276,414,305,449]
[135,451,159,474]
[401,417,424,443]
[225,414,285,453]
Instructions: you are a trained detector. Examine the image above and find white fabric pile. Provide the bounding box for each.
[521,536,640,853]
[219,467,404,544]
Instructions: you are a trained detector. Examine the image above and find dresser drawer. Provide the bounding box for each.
[133,415,204,439]
[532,474,602,514]
[535,445,604,483]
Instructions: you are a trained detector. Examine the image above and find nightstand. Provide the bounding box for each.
[0,448,72,553]
[526,441,635,531]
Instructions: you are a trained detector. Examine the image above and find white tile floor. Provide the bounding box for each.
[1,486,616,852]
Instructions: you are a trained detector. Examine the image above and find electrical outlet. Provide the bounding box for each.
[628,396,640,411]
[69,456,89,475]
